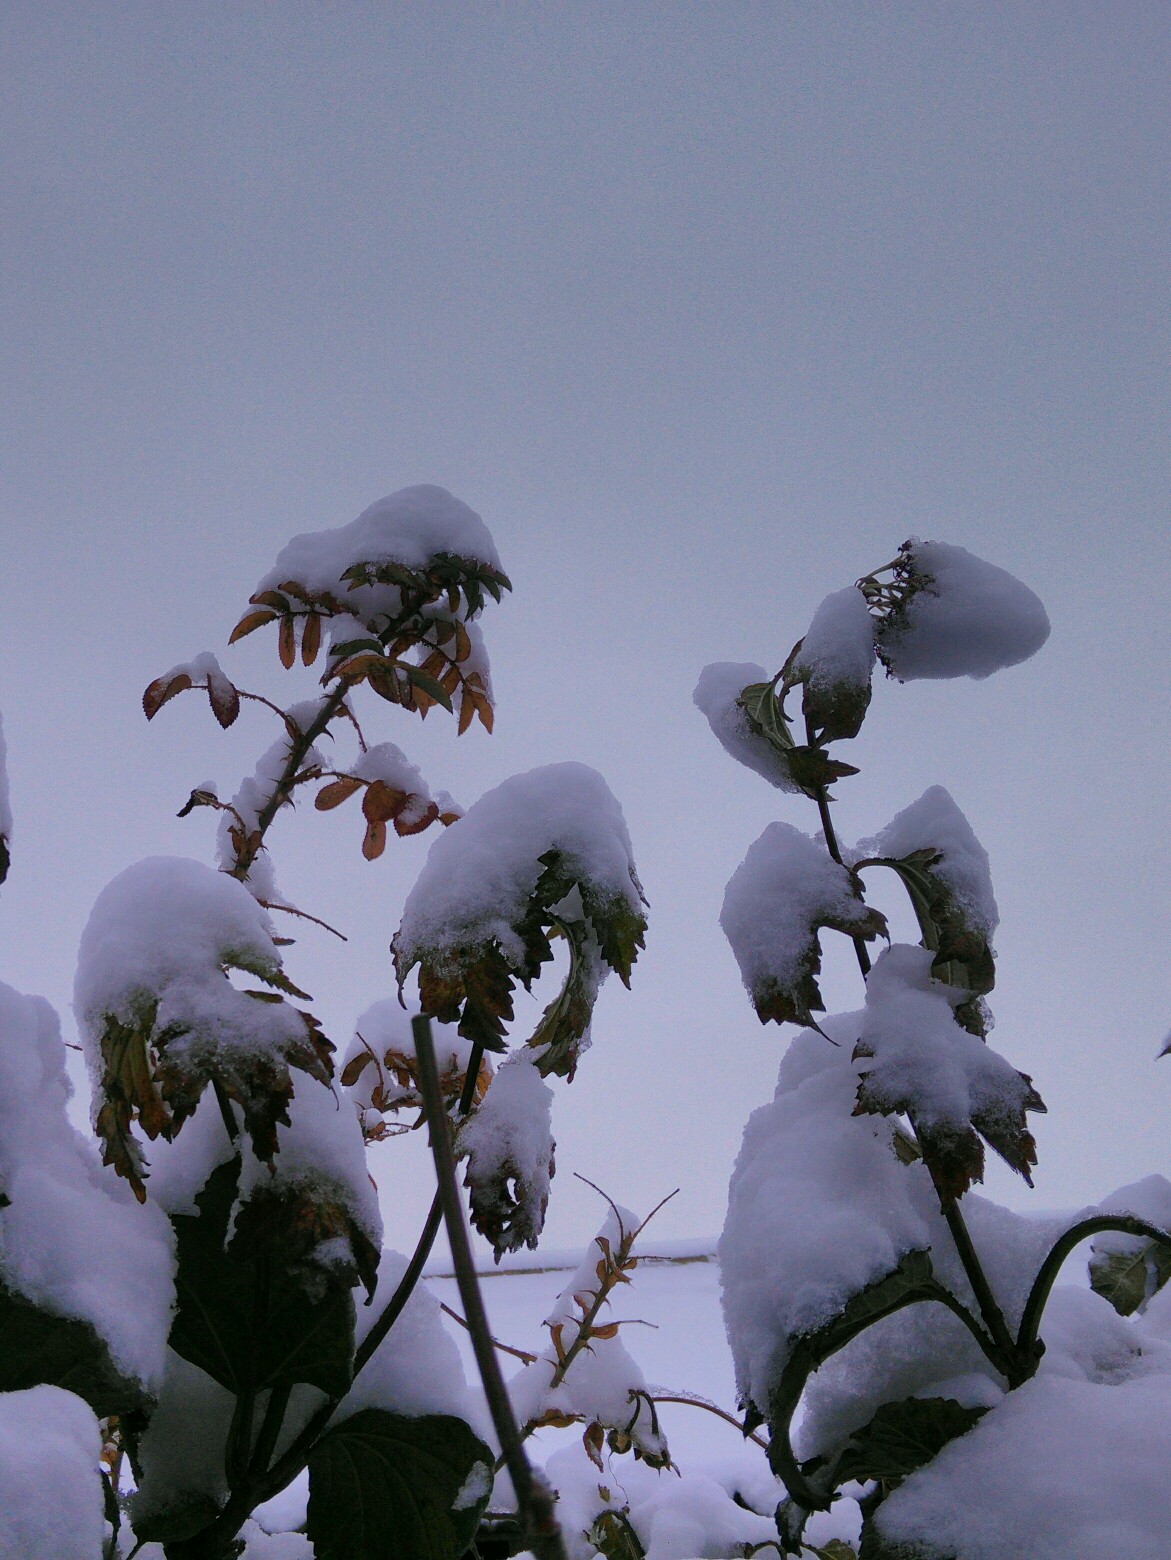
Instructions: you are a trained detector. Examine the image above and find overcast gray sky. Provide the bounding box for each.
[1,3,1168,1255]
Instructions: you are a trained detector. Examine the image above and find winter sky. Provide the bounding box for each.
[1,4,1168,1256]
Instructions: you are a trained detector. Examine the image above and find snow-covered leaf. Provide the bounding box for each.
[834,1396,987,1487]
[784,585,876,742]
[720,823,886,1027]
[1088,1239,1171,1318]
[0,1282,147,1417]
[458,1052,555,1257]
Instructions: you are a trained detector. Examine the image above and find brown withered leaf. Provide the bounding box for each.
[300,611,321,666]
[315,776,363,811]
[362,780,408,825]
[206,673,240,729]
[394,800,439,837]
[362,819,387,860]
[142,672,193,721]
[228,608,279,644]
[231,1180,380,1300]
[278,615,297,670]
[339,1050,374,1088]
[464,1134,555,1258]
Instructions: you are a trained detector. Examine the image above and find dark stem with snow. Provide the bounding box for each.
[413,1015,569,1560]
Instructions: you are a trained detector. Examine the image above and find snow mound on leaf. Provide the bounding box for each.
[855,785,998,938]
[693,662,801,792]
[0,978,173,1388]
[0,1386,104,1560]
[792,586,875,691]
[396,762,643,970]
[258,485,502,595]
[877,541,1050,682]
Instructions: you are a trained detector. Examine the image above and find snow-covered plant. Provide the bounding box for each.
[700,540,1171,1557]
[0,486,655,1560]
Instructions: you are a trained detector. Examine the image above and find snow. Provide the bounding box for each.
[719,822,882,1019]
[692,662,801,792]
[395,762,644,976]
[854,945,1037,1171]
[333,1249,480,1429]
[257,485,503,620]
[876,540,1051,682]
[0,977,173,1389]
[855,784,999,939]
[458,1050,556,1256]
[719,1021,933,1411]
[0,1386,105,1560]
[874,1360,1171,1559]
[131,1349,235,1535]
[791,586,876,692]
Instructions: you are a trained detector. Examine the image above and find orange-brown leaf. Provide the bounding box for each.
[315,776,364,811]
[363,780,408,824]
[457,690,475,736]
[362,819,387,860]
[228,609,279,644]
[207,676,240,729]
[394,800,439,837]
[340,1051,374,1087]
[301,611,321,666]
[278,614,297,670]
[591,1322,620,1340]
[143,672,192,721]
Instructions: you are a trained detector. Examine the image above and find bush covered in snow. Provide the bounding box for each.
[699,541,1171,1558]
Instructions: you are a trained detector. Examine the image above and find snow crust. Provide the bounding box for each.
[719,822,876,1003]
[855,785,998,938]
[692,662,801,792]
[0,1386,104,1560]
[396,762,643,974]
[0,977,173,1388]
[877,541,1050,681]
[258,485,502,613]
[791,586,875,691]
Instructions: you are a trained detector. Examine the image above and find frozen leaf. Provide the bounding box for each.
[1088,1239,1171,1318]
[693,662,805,793]
[834,1396,988,1487]
[458,1052,555,1256]
[142,671,192,720]
[784,585,876,742]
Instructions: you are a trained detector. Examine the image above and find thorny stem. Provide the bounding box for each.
[414,1015,569,1560]
[230,684,352,879]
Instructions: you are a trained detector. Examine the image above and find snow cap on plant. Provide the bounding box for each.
[863,539,1050,682]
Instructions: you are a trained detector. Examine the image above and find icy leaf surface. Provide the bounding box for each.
[75,856,332,1197]
[0,1386,104,1560]
[0,978,172,1389]
[693,661,802,792]
[853,946,1043,1201]
[720,822,886,1026]
[874,540,1050,682]
[458,1051,555,1257]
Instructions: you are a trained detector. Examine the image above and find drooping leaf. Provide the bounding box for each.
[0,1281,148,1417]
[316,775,364,811]
[1089,1237,1171,1317]
[278,613,297,669]
[228,608,280,643]
[170,1157,358,1397]
[306,1409,494,1560]
[834,1397,987,1487]
[142,671,193,721]
[301,610,322,665]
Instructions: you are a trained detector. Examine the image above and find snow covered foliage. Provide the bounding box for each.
[693,662,805,792]
[75,856,333,1199]
[0,1386,106,1560]
[458,1051,556,1256]
[395,761,647,1071]
[721,822,886,1027]
[0,978,173,1394]
[340,997,490,1140]
[864,538,1051,682]
[702,539,1171,1555]
[853,945,1044,1202]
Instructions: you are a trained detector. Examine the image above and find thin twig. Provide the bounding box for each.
[256,898,348,942]
[647,1391,769,1450]
[414,1014,568,1560]
[440,1302,540,1364]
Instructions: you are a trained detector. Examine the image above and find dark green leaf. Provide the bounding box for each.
[801,1250,937,1368]
[132,1492,223,1545]
[170,1158,356,1397]
[404,664,454,712]
[738,679,796,754]
[307,1408,494,1560]
[0,1280,146,1416]
[835,1397,987,1487]
[1089,1237,1171,1317]
[330,637,386,659]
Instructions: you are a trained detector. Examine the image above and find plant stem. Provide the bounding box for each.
[803,713,870,978]
[414,1015,568,1560]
